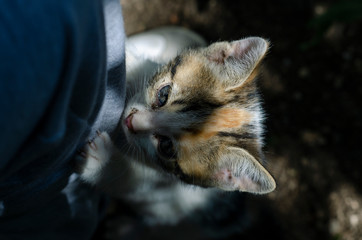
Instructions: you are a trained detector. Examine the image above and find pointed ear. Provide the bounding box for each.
[212,147,276,194]
[206,37,269,89]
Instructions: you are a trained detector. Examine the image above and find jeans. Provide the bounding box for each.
[0,0,125,239]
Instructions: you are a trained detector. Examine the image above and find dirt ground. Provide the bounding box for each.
[95,0,362,239]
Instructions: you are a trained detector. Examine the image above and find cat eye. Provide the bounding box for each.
[156,85,171,108]
[156,135,176,159]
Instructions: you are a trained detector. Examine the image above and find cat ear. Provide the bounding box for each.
[206,37,269,89]
[212,147,276,194]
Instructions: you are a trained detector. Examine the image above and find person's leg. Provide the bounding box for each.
[0,0,125,239]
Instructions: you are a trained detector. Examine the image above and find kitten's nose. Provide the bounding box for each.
[125,114,134,132]
[125,110,155,133]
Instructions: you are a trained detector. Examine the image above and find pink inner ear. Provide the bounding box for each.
[208,39,256,64]
[216,168,259,192]
[230,39,253,59]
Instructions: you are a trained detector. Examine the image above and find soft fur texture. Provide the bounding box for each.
[77,37,276,224]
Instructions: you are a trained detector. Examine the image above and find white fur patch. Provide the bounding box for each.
[79,132,113,184]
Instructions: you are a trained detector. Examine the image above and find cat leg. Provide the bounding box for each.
[76,131,114,184]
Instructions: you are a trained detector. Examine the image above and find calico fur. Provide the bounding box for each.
[77,37,276,223]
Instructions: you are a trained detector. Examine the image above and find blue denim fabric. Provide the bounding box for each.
[0,0,125,239]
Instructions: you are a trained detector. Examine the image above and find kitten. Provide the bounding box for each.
[77,37,276,224]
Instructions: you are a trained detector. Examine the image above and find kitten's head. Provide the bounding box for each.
[122,37,276,194]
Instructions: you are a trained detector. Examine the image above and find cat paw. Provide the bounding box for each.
[76,131,113,184]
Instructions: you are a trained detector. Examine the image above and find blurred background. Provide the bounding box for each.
[95,0,362,239]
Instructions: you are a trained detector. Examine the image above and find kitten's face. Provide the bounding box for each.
[122,37,276,194]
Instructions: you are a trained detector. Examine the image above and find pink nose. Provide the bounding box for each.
[125,114,134,132]
[125,110,155,133]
